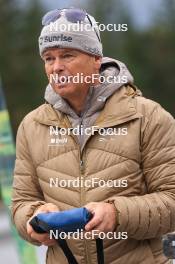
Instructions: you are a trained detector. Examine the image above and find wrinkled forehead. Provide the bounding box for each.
[42,47,95,58]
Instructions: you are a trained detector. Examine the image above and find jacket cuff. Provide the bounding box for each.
[12,201,46,245]
[104,199,121,231]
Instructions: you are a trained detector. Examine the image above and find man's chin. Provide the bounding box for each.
[52,83,73,96]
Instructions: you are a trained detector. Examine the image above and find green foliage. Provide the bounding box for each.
[0,0,45,134]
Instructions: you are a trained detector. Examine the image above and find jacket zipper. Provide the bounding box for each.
[63,116,92,264]
[79,153,91,264]
[79,157,85,205]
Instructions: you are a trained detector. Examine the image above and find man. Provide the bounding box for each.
[11,8,175,264]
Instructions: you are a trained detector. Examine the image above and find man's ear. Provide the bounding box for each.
[94,56,102,71]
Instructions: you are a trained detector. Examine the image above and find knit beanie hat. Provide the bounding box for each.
[38,8,103,57]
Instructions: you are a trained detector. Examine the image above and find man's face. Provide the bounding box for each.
[42,48,102,99]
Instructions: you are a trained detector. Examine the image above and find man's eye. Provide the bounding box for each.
[45,57,54,62]
[46,57,52,61]
[63,54,73,59]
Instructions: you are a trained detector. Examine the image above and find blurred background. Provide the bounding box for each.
[0,0,175,263]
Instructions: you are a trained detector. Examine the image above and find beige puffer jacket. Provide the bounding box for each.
[12,85,175,264]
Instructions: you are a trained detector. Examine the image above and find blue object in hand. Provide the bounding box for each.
[30,207,92,234]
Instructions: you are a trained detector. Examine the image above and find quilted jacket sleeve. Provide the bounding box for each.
[11,121,46,245]
[109,103,175,240]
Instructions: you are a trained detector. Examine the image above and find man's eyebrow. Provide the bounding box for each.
[42,51,52,57]
[61,49,78,53]
[42,49,77,57]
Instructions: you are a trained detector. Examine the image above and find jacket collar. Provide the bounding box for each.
[34,85,142,128]
[94,85,142,128]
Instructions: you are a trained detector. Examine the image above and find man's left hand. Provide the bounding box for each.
[85,202,117,233]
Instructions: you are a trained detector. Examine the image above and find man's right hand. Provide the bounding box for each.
[26,203,59,246]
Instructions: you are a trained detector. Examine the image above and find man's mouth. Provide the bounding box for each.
[50,75,70,88]
[57,76,69,84]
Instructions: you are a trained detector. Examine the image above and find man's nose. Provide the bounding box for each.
[53,58,65,73]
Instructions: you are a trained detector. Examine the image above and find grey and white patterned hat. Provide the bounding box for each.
[38,9,103,57]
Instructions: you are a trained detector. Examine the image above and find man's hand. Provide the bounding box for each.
[85,202,117,233]
[27,203,59,246]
